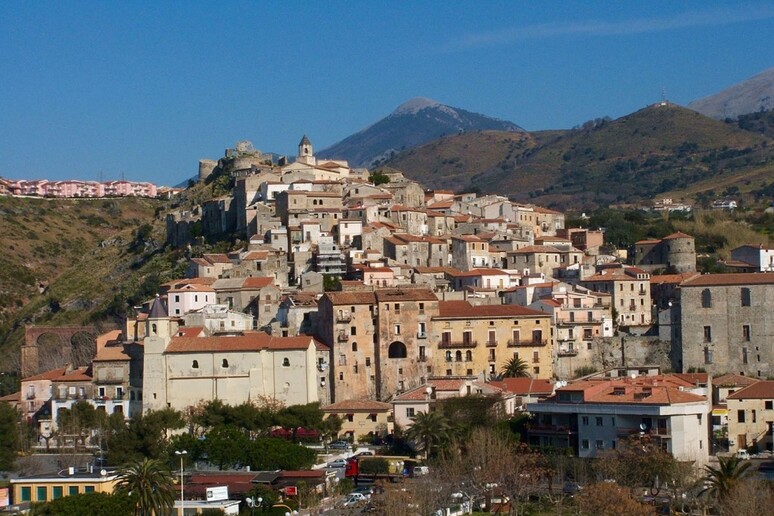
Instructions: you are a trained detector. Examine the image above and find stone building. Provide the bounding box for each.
[632,232,696,273]
[316,288,440,402]
[678,273,774,377]
[726,381,774,452]
[581,264,652,327]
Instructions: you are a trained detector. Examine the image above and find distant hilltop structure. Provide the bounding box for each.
[0,177,162,199]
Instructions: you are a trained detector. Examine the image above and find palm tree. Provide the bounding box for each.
[501,356,530,378]
[701,455,752,500]
[405,410,452,458]
[115,458,176,516]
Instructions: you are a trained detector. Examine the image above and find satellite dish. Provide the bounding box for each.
[639,423,647,431]
[100,469,107,477]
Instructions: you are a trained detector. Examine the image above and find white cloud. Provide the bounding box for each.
[436,6,774,52]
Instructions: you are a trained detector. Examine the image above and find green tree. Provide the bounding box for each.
[246,438,317,470]
[368,171,391,186]
[0,401,20,471]
[501,356,530,378]
[702,455,752,500]
[114,458,176,516]
[405,411,452,458]
[204,425,250,470]
[57,400,103,449]
[30,492,135,516]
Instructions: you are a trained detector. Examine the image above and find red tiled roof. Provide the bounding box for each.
[662,231,693,240]
[164,333,320,353]
[57,367,92,382]
[203,253,232,264]
[446,268,507,277]
[649,272,699,285]
[323,291,377,305]
[242,251,269,260]
[713,373,760,387]
[22,366,69,382]
[511,245,561,254]
[168,284,216,293]
[242,276,274,289]
[726,381,774,400]
[681,273,774,287]
[374,288,438,302]
[93,345,131,362]
[436,300,547,318]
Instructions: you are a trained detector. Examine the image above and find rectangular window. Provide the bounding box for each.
[533,351,539,363]
[738,410,745,423]
[743,348,749,364]
[406,408,415,418]
[582,416,589,425]
[596,440,604,450]
[442,332,451,346]
[596,417,603,426]
[394,324,401,335]
[68,486,79,496]
[743,325,751,341]
[703,326,712,342]
[37,486,47,502]
[52,486,63,499]
[351,326,357,336]
[21,487,31,502]
[766,401,773,410]
[463,332,472,346]
[581,439,589,449]
[84,486,95,493]
[741,288,751,307]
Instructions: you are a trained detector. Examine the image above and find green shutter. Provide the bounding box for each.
[68,485,79,495]
[36,486,47,501]
[52,486,63,499]
[20,487,31,502]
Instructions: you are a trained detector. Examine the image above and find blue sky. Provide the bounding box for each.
[1,1,773,186]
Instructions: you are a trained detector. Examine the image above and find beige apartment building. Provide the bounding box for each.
[323,399,393,440]
[432,301,554,379]
[726,381,774,452]
[581,264,652,327]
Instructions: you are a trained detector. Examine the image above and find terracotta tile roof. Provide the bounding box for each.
[363,267,394,274]
[681,273,774,287]
[162,277,216,288]
[93,345,131,362]
[635,239,662,245]
[726,381,774,399]
[165,333,322,353]
[242,277,274,289]
[176,326,205,338]
[0,391,20,402]
[650,272,700,285]
[452,235,484,242]
[446,268,507,277]
[323,399,392,412]
[662,231,693,240]
[323,291,377,305]
[489,378,554,395]
[242,251,269,260]
[191,258,210,266]
[713,373,760,387]
[427,200,453,209]
[532,206,562,215]
[56,367,92,382]
[436,300,548,318]
[391,233,446,244]
[22,366,69,382]
[203,253,232,264]
[554,375,706,405]
[672,372,709,385]
[168,284,216,293]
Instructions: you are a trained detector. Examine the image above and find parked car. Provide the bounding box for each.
[330,440,351,450]
[327,458,348,468]
[343,493,369,507]
[736,449,751,460]
[352,486,375,497]
[352,449,374,457]
[414,465,430,476]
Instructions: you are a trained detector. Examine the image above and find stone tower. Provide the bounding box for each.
[662,232,696,273]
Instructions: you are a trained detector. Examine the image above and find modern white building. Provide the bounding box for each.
[527,374,710,464]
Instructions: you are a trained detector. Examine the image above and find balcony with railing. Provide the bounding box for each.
[416,331,428,339]
[438,340,478,349]
[557,348,578,357]
[507,339,548,347]
[528,424,577,435]
[485,339,498,347]
[337,331,349,342]
[336,312,352,323]
[616,426,671,438]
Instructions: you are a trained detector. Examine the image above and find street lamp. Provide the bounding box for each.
[245,496,262,515]
[175,450,187,516]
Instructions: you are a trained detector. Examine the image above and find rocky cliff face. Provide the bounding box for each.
[688,67,774,119]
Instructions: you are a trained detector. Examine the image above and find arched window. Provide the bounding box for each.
[701,288,712,308]
[151,323,157,334]
[455,350,462,362]
[388,341,407,359]
[352,342,358,352]
[222,359,229,368]
[465,350,473,362]
[192,360,199,369]
[282,357,290,367]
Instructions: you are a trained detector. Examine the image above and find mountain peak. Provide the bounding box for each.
[392,97,442,116]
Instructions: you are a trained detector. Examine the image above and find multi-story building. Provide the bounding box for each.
[142,298,328,413]
[506,245,583,277]
[451,235,496,271]
[316,288,440,401]
[383,233,448,268]
[679,273,774,377]
[322,399,393,440]
[581,264,652,327]
[432,301,554,379]
[167,284,216,316]
[527,374,709,464]
[729,245,774,272]
[726,381,774,453]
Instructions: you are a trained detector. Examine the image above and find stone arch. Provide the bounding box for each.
[22,326,98,377]
[387,341,407,359]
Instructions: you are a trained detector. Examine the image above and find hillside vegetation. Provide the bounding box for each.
[0,175,254,369]
[387,104,774,209]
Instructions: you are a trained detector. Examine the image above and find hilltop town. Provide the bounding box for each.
[3,135,774,514]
